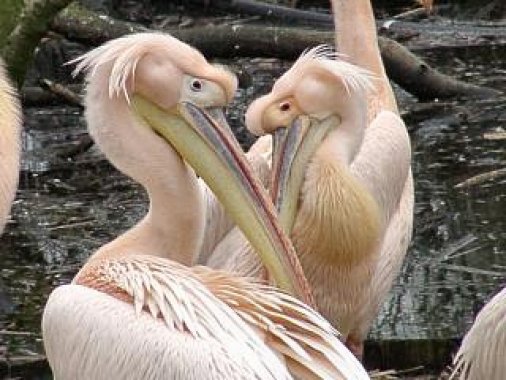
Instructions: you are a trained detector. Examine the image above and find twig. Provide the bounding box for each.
[392,7,429,21]
[433,234,478,263]
[0,330,36,337]
[48,220,94,231]
[56,134,94,160]
[369,365,425,378]
[39,78,83,108]
[0,354,46,364]
[439,246,481,263]
[455,167,506,189]
[394,365,425,375]
[439,264,505,277]
[483,131,506,140]
[369,369,398,379]
[44,264,83,274]
[392,4,451,21]
[21,83,82,106]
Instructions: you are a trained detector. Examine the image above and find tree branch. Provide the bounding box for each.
[2,0,73,86]
[51,3,501,100]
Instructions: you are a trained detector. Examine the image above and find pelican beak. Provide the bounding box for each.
[131,94,314,306]
[205,107,237,140]
[271,116,338,233]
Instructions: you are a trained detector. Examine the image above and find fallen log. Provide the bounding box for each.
[379,36,499,100]
[188,0,499,39]
[51,4,333,58]
[51,3,501,100]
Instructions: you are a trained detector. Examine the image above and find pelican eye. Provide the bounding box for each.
[279,102,291,112]
[191,79,203,92]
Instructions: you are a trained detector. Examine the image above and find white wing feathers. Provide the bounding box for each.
[451,287,506,380]
[199,269,369,379]
[75,255,369,380]
[76,256,291,380]
[351,110,411,227]
[43,285,286,380]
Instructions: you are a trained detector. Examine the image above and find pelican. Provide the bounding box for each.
[328,0,414,357]
[0,59,21,235]
[450,287,506,380]
[42,33,369,380]
[206,0,414,359]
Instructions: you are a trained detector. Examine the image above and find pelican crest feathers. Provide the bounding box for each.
[279,45,377,95]
[69,33,236,102]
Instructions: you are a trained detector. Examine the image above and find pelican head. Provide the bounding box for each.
[245,46,375,232]
[72,33,312,303]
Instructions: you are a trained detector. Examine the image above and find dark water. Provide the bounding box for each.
[0,47,505,376]
[372,47,506,341]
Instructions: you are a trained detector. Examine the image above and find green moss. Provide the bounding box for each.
[0,0,23,49]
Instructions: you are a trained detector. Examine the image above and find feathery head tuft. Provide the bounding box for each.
[275,45,376,96]
[70,33,237,103]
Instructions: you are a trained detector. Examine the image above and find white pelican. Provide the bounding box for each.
[0,59,21,234]
[206,0,414,359]
[42,33,369,380]
[450,287,506,380]
[328,0,415,357]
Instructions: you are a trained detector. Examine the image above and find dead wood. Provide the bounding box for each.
[1,0,73,86]
[39,79,83,108]
[189,0,333,27]
[51,3,501,101]
[51,3,333,58]
[21,84,82,106]
[379,36,500,100]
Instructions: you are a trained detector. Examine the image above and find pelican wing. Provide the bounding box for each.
[44,256,291,380]
[198,268,370,380]
[47,255,368,379]
[351,174,414,341]
[350,110,411,227]
[348,110,413,340]
[450,287,506,380]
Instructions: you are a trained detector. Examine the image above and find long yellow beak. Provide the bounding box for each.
[271,116,338,234]
[132,95,314,306]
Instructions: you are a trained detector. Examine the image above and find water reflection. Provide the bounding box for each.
[0,49,504,365]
